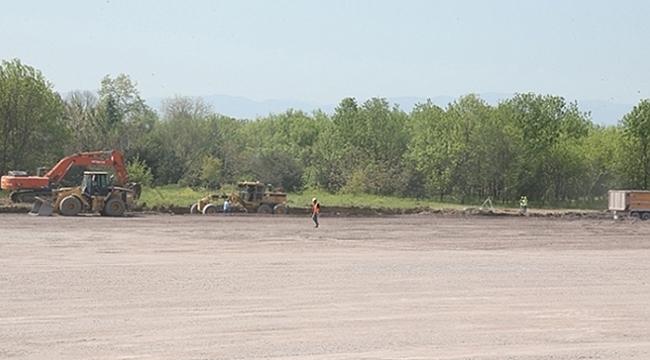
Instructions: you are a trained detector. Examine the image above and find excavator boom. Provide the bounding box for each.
[43,150,130,186]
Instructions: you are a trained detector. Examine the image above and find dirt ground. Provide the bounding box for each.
[1,213,649,360]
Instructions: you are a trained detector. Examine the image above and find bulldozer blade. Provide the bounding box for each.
[30,197,53,216]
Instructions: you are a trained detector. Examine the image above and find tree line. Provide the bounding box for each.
[2,58,649,206]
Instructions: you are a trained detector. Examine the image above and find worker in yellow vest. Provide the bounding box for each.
[519,196,528,215]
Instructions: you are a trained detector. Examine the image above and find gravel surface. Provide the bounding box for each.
[1,213,649,359]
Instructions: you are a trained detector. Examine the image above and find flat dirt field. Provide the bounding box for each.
[1,213,650,359]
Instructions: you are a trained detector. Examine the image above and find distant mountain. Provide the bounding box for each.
[145,93,632,126]
[382,95,631,126]
[145,95,336,120]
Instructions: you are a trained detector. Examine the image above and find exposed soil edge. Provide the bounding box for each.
[124,204,616,220]
[0,201,614,219]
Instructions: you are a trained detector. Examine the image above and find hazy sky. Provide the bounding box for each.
[2,0,649,105]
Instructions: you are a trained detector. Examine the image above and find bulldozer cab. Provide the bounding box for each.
[82,172,110,197]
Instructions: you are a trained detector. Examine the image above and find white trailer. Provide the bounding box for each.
[608,190,650,220]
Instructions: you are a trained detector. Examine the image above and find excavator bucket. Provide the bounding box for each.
[30,196,53,216]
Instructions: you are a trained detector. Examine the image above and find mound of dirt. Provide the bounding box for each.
[0,200,30,213]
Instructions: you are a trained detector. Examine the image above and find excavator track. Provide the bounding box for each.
[10,189,51,204]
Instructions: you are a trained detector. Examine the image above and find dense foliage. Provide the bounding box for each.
[2,59,649,205]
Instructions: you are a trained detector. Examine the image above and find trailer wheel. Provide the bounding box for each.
[202,204,219,215]
[642,212,650,221]
[631,212,641,219]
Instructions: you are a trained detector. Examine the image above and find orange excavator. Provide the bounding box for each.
[1,150,139,203]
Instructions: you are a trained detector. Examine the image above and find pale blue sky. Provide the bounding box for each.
[2,0,649,106]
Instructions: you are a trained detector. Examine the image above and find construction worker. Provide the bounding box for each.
[311,197,320,228]
[223,199,230,214]
[519,196,528,214]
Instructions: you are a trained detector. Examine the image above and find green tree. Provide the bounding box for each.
[405,99,452,200]
[247,151,304,192]
[126,155,154,186]
[96,74,157,153]
[620,99,650,189]
[305,119,347,191]
[506,93,589,203]
[199,155,223,189]
[0,59,69,175]
[577,126,621,200]
[443,95,494,203]
[209,115,248,184]
[332,97,408,164]
[62,90,105,152]
[138,96,218,185]
[332,97,363,149]
[480,101,519,202]
[98,74,149,122]
[359,98,409,163]
[327,97,410,193]
[543,124,621,205]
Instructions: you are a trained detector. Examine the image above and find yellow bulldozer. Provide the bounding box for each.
[190,181,288,215]
[30,171,136,216]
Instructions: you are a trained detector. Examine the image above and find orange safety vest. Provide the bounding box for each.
[312,202,320,214]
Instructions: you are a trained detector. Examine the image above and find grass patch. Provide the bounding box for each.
[0,190,12,206]
[139,185,208,207]
[138,186,467,210]
[287,189,465,210]
[531,199,607,211]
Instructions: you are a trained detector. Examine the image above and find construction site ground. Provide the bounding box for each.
[1,212,649,359]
